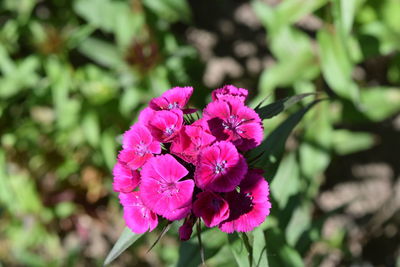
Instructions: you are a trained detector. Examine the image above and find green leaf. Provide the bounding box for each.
[252,228,269,267]
[270,153,300,209]
[332,130,375,155]
[255,93,315,120]
[248,100,321,178]
[177,228,226,267]
[360,87,400,121]
[82,111,100,147]
[317,27,359,101]
[339,0,363,35]
[78,38,123,68]
[101,131,116,170]
[227,233,250,267]
[104,227,142,265]
[285,203,311,246]
[142,0,191,23]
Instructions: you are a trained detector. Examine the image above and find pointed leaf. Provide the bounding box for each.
[104,227,142,265]
[248,100,322,179]
[227,233,250,267]
[255,93,315,120]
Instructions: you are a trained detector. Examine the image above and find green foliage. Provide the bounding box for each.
[1,0,400,266]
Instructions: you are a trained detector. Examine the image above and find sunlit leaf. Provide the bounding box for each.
[332,130,375,155]
[104,227,142,265]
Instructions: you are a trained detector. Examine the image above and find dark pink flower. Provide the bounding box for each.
[148,110,183,143]
[219,169,271,233]
[203,99,263,151]
[171,119,216,164]
[193,192,230,227]
[140,154,194,221]
[112,162,140,193]
[195,141,247,192]
[212,85,248,102]
[150,86,193,111]
[118,123,161,170]
[178,217,195,241]
[119,192,158,234]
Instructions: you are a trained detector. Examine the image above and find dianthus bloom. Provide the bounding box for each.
[118,123,161,170]
[113,85,271,237]
[195,141,247,192]
[219,169,271,233]
[150,86,193,112]
[203,98,263,151]
[140,154,194,220]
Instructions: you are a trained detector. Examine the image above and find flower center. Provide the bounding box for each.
[222,115,245,133]
[214,160,227,174]
[158,182,179,196]
[167,102,180,109]
[135,142,148,156]
[165,125,175,136]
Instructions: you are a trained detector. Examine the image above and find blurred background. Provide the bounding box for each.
[1,0,400,266]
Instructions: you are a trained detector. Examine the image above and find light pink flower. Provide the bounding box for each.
[150,86,193,112]
[119,192,158,234]
[193,191,230,227]
[171,119,216,164]
[212,85,248,102]
[219,169,271,233]
[203,98,263,151]
[118,123,161,170]
[140,154,194,221]
[148,110,183,143]
[195,141,247,192]
[112,162,140,193]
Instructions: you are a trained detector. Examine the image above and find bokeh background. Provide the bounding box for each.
[1,0,400,266]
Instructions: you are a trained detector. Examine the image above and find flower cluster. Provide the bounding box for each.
[113,85,271,239]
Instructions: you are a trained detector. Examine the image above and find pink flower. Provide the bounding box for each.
[193,192,230,227]
[203,98,263,151]
[112,162,140,193]
[148,110,183,143]
[150,86,193,112]
[171,119,216,164]
[140,154,194,221]
[138,107,155,126]
[195,141,247,192]
[119,192,158,234]
[219,169,271,233]
[118,123,161,170]
[212,85,248,102]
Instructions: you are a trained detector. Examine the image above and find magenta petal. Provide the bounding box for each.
[123,123,153,149]
[119,192,158,234]
[212,85,248,102]
[138,107,155,126]
[219,169,271,233]
[112,162,140,193]
[195,141,248,192]
[140,155,193,221]
[203,98,263,151]
[193,192,230,227]
[150,86,193,111]
[148,110,183,142]
[148,141,162,154]
[118,149,152,170]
